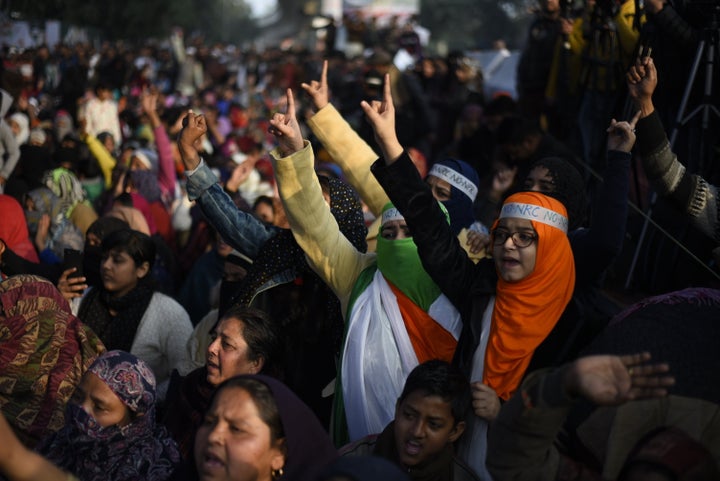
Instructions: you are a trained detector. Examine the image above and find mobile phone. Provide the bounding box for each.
[63,249,84,279]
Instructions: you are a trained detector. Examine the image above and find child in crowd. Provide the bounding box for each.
[341,360,480,481]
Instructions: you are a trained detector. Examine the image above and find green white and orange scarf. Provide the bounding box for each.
[341,203,461,441]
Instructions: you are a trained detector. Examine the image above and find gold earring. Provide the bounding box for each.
[272,468,284,479]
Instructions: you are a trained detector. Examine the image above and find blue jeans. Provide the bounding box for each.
[185,161,280,259]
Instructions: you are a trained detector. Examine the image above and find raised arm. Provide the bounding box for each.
[269,89,371,307]
[0,413,71,481]
[366,76,486,312]
[359,76,403,164]
[81,118,116,189]
[142,89,176,198]
[178,111,279,258]
[303,60,389,216]
[628,57,720,242]
[571,112,639,282]
[627,54,657,120]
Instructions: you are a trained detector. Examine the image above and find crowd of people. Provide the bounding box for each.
[0,0,719,480]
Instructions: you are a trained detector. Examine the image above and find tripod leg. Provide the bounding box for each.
[669,40,706,146]
[676,40,720,178]
[697,42,719,176]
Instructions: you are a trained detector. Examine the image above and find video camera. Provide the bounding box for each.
[592,0,623,20]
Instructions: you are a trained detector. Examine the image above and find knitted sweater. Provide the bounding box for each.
[636,110,720,243]
[130,291,194,395]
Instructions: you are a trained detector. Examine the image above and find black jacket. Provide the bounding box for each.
[372,152,497,376]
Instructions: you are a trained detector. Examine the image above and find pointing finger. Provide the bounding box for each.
[321,59,328,86]
[285,88,295,121]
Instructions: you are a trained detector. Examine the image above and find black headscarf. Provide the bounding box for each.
[229,176,367,345]
[529,156,586,231]
[429,158,480,235]
[238,374,338,481]
[170,374,338,481]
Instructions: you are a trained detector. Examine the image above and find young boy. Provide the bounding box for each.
[341,360,480,480]
[83,81,121,146]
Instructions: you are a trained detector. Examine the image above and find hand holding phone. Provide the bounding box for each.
[63,249,84,279]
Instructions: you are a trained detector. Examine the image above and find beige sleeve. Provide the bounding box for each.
[307,103,389,216]
[271,141,374,313]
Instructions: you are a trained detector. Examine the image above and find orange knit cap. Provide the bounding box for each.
[484,191,576,400]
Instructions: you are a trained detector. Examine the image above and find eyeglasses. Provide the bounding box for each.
[491,228,537,248]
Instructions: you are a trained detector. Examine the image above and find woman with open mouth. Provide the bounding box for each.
[189,375,336,481]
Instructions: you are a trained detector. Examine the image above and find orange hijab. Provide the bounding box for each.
[483,191,575,400]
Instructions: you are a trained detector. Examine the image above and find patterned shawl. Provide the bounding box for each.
[42,168,87,218]
[38,350,181,481]
[24,187,84,259]
[0,275,105,447]
[232,176,367,347]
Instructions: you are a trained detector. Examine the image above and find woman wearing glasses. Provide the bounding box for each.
[365,76,576,478]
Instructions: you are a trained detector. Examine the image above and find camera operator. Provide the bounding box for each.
[565,0,642,177]
[643,0,700,45]
[516,0,576,128]
[643,0,720,185]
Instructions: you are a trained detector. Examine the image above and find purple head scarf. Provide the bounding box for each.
[37,350,180,481]
[87,350,157,415]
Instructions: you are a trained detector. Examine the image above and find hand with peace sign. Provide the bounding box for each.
[360,73,403,164]
[301,59,330,112]
[269,88,304,158]
[606,110,641,153]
